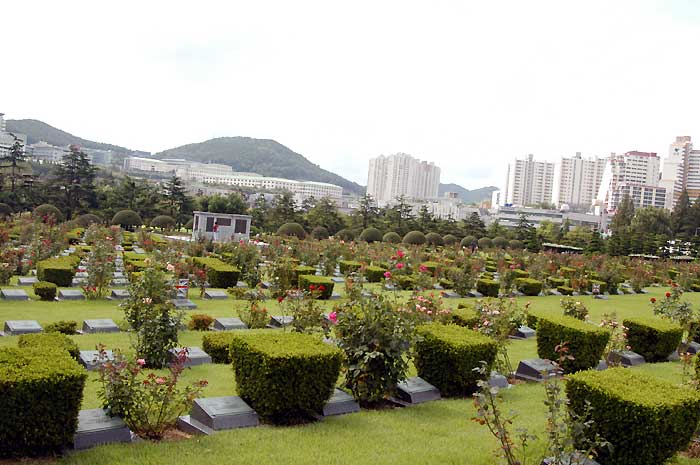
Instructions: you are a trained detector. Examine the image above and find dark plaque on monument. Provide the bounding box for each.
[59,289,85,300]
[395,376,441,404]
[441,291,461,299]
[204,289,229,300]
[213,317,247,331]
[171,299,197,309]
[609,350,645,367]
[190,396,259,430]
[79,350,115,371]
[110,289,130,299]
[468,291,483,298]
[82,319,120,334]
[323,389,360,416]
[74,408,132,450]
[17,276,39,286]
[169,347,212,367]
[269,315,293,328]
[4,320,42,335]
[1,289,30,301]
[513,325,536,339]
[514,358,558,382]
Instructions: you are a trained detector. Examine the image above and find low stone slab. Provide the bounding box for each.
[236,281,248,288]
[323,389,360,416]
[190,396,259,431]
[72,278,88,287]
[204,289,229,300]
[74,408,132,450]
[489,372,509,389]
[542,453,600,465]
[269,315,293,328]
[514,358,558,382]
[110,289,130,299]
[111,278,129,286]
[513,325,536,339]
[1,289,30,301]
[213,317,247,331]
[171,299,197,309]
[610,350,645,367]
[441,291,460,299]
[4,320,42,335]
[548,289,562,296]
[260,281,272,289]
[594,294,609,300]
[79,350,114,371]
[83,319,119,334]
[331,277,345,283]
[468,291,483,298]
[330,292,342,300]
[112,271,125,279]
[169,347,212,367]
[59,289,85,300]
[395,377,441,404]
[17,276,39,286]
[75,272,89,278]
[686,341,700,355]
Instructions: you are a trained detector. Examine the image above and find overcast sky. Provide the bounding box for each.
[3,1,700,190]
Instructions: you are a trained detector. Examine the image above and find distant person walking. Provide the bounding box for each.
[470,239,478,254]
[212,221,219,242]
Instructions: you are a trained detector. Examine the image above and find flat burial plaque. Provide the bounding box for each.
[514,358,558,382]
[74,408,131,450]
[204,289,229,300]
[59,289,85,300]
[269,315,294,328]
[323,389,360,416]
[82,319,120,334]
[171,299,197,309]
[213,317,247,331]
[4,320,42,335]
[110,289,130,299]
[1,289,30,301]
[513,325,536,339]
[79,350,114,371]
[169,347,212,367]
[17,276,39,286]
[441,291,460,299]
[395,376,441,404]
[610,350,645,367]
[687,341,700,355]
[190,396,259,430]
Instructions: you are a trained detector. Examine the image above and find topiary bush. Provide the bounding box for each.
[298,275,334,299]
[492,236,508,249]
[548,277,567,288]
[476,278,499,297]
[442,234,458,245]
[229,330,343,421]
[150,215,176,230]
[32,203,63,222]
[536,314,610,373]
[452,304,481,327]
[566,368,700,465]
[383,231,402,243]
[414,324,497,396]
[36,256,79,287]
[188,313,215,331]
[33,281,57,301]
[359,227,382,243]
[557,285,574,295]
[515,277,542,296]
[335,228,356,241]
[402,230,426,245]
[339,260,362,274]
[425,232,443,246]
[292,265,316,284]
[192,257,241,288]
[18,333,80,360]
[364,265,387,283]
[460,235,476,248]
[0,348,86,457]
[111,209,143,230]
[508,239,524,249]
[44,320,78,335]
[623,318,683,362]
[75,213,101,228]
[477,237,493,249]
[202,332,237,363]
[310,226,329,240]
[277,222,306,239]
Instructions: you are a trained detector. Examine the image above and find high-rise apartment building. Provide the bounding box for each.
[503,154,555,207]
[552,152,607,208]
[366,153,440,205]
[595,151,663,212]
[660,136,700,209]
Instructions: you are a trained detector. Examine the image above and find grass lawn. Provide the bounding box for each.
[2,286,700,464]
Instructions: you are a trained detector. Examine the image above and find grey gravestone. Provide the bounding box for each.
[594,294,609,300]
[330,293,342,300]
[514,325,536,339]
[82,319,119,334]
[171,299,197,309]
[111,278,129,286]
[169,347,212,367]
[260,281,272,289]
[514,359,558,382]
[4,320,42,335]
[396,377,441,404]
[79,350,114,371]
[74,408,131,450]
[323,389,360,416]
[112,271,125,279]
[609,350,645,367]
[433,284,444,291]
[59,289,85,300]
[384,283,396,291]
[17,276,39,286]
[468,291,483,298]
[75,271,89,278]
[213,317,247,331]
[269,315,293,328]
[442,291,460,299]
[667,350,680,361]
[361,290,373,298]
[331,277,345,283]
[1,289,30,301]
[686,341,700,355]
[596,360,608,371]
[489,372,509,389]
[204,289,229,300]
[548,289,562,296]
[72,278,88,287]
[236,281,248,288]
[542,453,600,465]
[110,289,130,299]
[190,396,259,431]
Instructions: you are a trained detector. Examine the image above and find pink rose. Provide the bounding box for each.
[329,311,338,324]
[384,271,392,279]
[136,358,146,366]
[155,377,166,385]
[419,265,428,273]
[397,250,405,258]
[396,262,405,270]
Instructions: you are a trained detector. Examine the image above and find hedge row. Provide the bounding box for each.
[536,314,609,373]
[36,256,79,287]
[17,333,80,360]
[298,275,334,299]
[623,318,683,362]
[202,332,237,363]
[193,257,241,288]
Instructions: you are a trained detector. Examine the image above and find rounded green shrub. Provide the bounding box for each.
[515,278,542,296]
[403,230,426,245]
[188,313,215,331]
[452,305,480,327]
[476,278,499,297]
[492,236,508,248]
[460,235,477,248]
[508,239,524,249]
[44,320,78,335]
[33,281,57,301]
[277,222,306,239]
[150,215,176,229]
[363,265,387,283]
[75,213,101,228]
[425,232,443,246]
[310,226,329,240]
[359,227,382,243]
[477,237,493,249]
[111,210,143,229]
[442,234,458,245]
[383,231,402,243]
[33,204,63,222]
[335,228,356,241]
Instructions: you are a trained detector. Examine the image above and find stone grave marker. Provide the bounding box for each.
[110,289,130,299]
[433,284,444,291]
[169,347,212,367]
[82,319,120,334]
[204,289,229,300]
[182,396,259,433]
[594,294,609,300]
[489,372,509,389]
[330,292,342,300]
[112,271,125,279]
[74,408,132,450]
[75,271,89,278]
[468,291,483,298]
[441,291,460,299]
[548,289,562,296]
[542,453,600,465]
[1,289,30,301]
[384,283,396,291]
[269,315,293,328]
[514,359,558,382]
[260,281,272,289]
[236,281,248,288]
[79,350,115,371]
[171,299,197,310]
[323,389,360,416]
[686,341,700,355]
[331,277,345,283]
[610,350,645,367]
[59,289,85,300]
[4,320,42,335]
[17,276,39,286]
[513,325,536,339]
[395,376,441,404]
[213,317,247,331]
[72,278,88,287]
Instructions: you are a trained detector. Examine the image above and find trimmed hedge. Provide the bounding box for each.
[452,305,480,327]
[339,260,362,274]
[44,320,78,335]
[364,265,387,283]
[425,232,443,246]
[33,281,57,301]
[293,265,316,284]
[624,318,683,363]
[202,332,237,363]
[230,331,343,420]
[310,226,329,240]
[277,222,306,239]
[476,278,499,297]
[442,234,458,245]
[36,256,79,287]
[383,231,401,243]
[566,368,700,465]
[403,231,426,245]
[414,324,497,396]
[193,257,241,288]
[359,227,382,243]
[0,348,86,457]
[335,228,355,241]
[18,333,80,360]
[299,275,334,299]
[515,277,542,296]
[557,285,574,296]
[548,276,567,288]
[536,314,610,373]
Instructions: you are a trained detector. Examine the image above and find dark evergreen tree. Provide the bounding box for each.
[52,145,97,219]
[0,136,27,193]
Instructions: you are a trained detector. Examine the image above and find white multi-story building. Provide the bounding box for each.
[0,113,27,159]
[595,151,662,212]
[659,136,700,209]
[27,141,66,163]
[366,153,440,205]
[552,153,607,209]
[503,154,555,207]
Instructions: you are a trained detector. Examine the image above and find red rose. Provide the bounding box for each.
[277,296,284,303]
[650,297,656,303]
[309,285,316,291]
[665,292,671,298]
[318,285,326,292]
